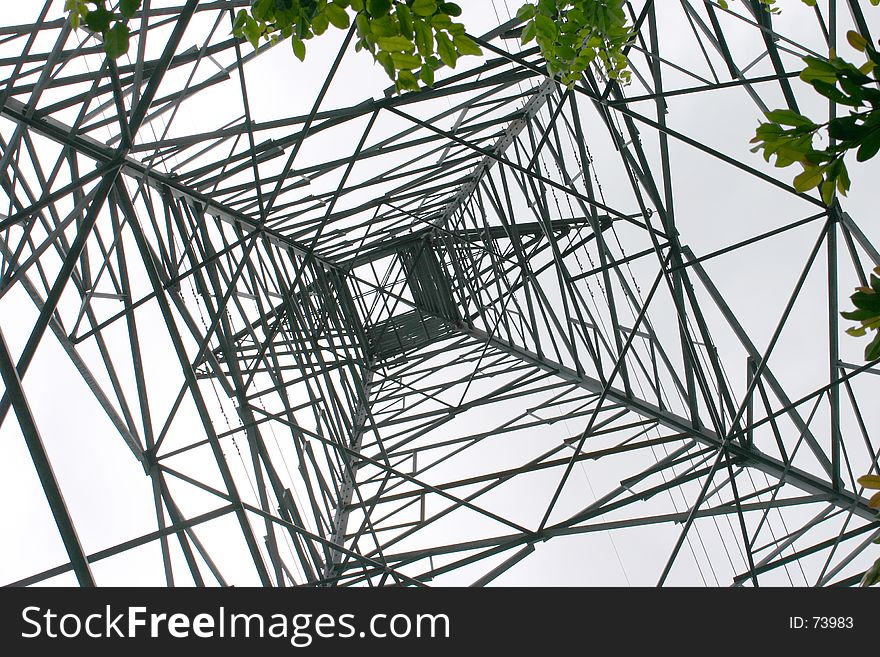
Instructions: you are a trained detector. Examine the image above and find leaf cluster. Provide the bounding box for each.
[67,0,481,93]
[841,266,880,362]
[68,0,640,93]
[857,474,880,586]
[752,29,880,205]
[65,0,141,59]
[233,0,481,92]
[516,0,633,87]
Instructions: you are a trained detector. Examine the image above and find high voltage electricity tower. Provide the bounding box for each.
[0,1,878,587]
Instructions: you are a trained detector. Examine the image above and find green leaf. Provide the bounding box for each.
[867,328,880,361]
[535,14,557,40]
[842,307,879,321]
[861,557,880,587]
[828,116,866,140]
[69,8,81,29]
[397,69,420,91]
[104,22,130,59]
[369,15,400,36]
[85,7,113,33]
[232,9,249,36]
[852,289,880,313]
[390,52,421,69]
[120,0,141,20]
[355,11,371,37]
[521,19,536,44]
[764,109,817,129]
[859,475,880,490]
[312,12,330,35]
[413,19,433,55]
[792,167,823,192]
[325,4,351,29]
[453,34,482,56]
[397,4,414,39]
[291,36,306,61]
[801,66,839,86]
[847,30,868,52]
[439,2,462,17]
[375,50,395,78]
[367,0,392,18]
[412,0,438,17]
[431,13,452,29]
[517,3,536,20]
[376,35,415,52]
[436,31,457,67]
[811,80,862,106]
[836,161,851,195]
[856,128,880,162]
[820,179,835,205]
[419,64,435,86]
[242,15,262,48]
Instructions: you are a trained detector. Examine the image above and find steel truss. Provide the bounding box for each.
[0,0,878,587]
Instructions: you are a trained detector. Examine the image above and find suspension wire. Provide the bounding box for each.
[716,352,807,585]
[250,293,314,585]
[539,143,635,585]
[578,124,722,585]
[187,266,302,585]
[557,403,633,586]
[540,112,718,586]
[672,312,745,579]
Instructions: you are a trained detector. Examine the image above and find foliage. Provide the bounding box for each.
[750,5,880,587]
[748,0,880,363]
[61,3,880,360]
[857,474,880,586]
[66,0,141,59]
[750,30,880,206]
[515,0,633,87]
[66,0,482,93]
[842,266,880,361]
[66,1,641,92]
[231,0,483,93]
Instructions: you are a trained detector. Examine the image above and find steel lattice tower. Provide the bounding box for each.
[1,0,878,587]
